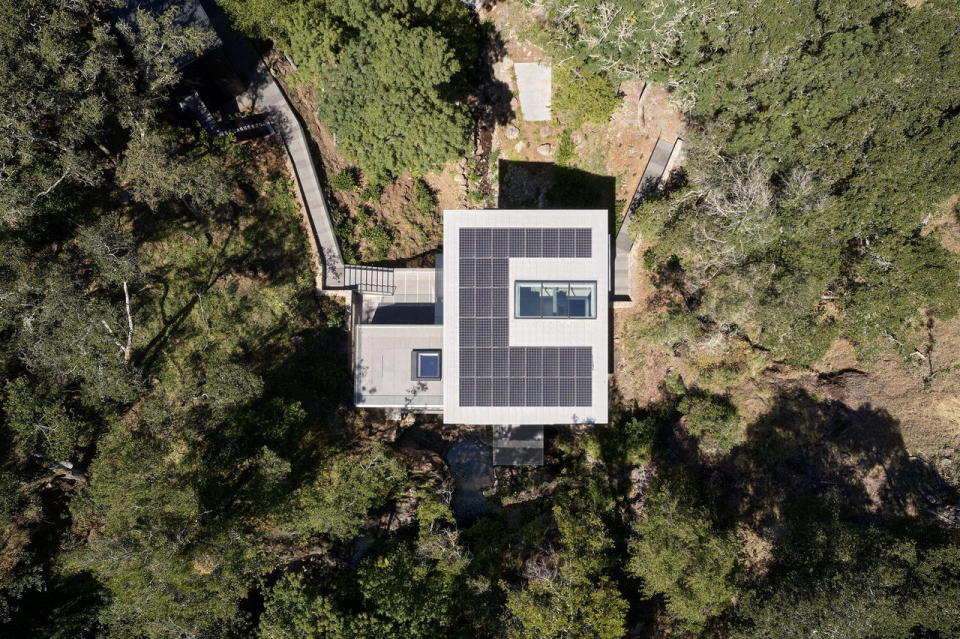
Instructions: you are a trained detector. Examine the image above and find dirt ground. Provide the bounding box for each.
[267,2,684,264]
[482,2,684,205]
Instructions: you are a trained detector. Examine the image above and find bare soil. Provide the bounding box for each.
[481,2,685,204]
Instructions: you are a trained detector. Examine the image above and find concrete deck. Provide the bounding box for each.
[614,137,678,299]
[354,324,444,410]
[359,268,440,324]
[514,63,552,121]
[493,425,544,466]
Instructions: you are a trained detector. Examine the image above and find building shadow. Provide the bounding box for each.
[497,160,616,213]
[471,23,514,157]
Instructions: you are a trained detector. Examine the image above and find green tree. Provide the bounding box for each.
[316,18,472,180]
[260,542,466,639]
[734,522,960,638]
[118,127,233,210]
[287,445,407,541]
[220,0,478,180]
[628,471,737,631]
[552,62,621,127]
[506,492,627,639]
[678,392,739,454]
[3,378,81,461]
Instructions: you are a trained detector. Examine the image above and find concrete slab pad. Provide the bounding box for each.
[514,63,552,121]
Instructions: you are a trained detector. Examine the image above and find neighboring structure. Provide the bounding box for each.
[111,0,220,68]
[353,209,610,433]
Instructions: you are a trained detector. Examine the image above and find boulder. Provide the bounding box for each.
[504,124,520,140]
[537,143,553,157]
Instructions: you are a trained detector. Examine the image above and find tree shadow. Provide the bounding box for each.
[471,21,514,157]
[722,391,956,528]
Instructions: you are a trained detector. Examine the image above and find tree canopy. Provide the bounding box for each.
[220,0,478,180]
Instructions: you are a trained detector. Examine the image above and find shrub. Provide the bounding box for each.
[360,180,384,203]
[678,392,739,454]
[553,62,621,127]
[555,130,575,166]
[363,223,393,260]
[414,178,436,216]
[331,169,359,191]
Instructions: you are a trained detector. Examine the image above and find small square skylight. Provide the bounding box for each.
[413,350,441,380]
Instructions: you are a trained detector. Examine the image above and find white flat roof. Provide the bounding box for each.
[355,324,443,410]
[442,210,609,425]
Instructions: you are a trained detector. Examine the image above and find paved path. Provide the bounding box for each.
[200,0,345,287]
[613,137,678,299]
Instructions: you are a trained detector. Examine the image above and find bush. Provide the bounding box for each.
[360,180,384,203]
[635,311,704,348]
[555,130,575,166]
[414,178,436,216]
[331,169,359,191]
[363,223,393,260]
[586,403,672,466]
[678,392,739,454]
[553,62,621,127]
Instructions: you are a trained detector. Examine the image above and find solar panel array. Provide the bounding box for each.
[458,227,593,407]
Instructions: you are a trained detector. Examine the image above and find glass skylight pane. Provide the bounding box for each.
[417,352,441,378]
[515,281,596,318]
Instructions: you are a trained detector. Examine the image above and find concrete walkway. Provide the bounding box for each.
[613,137,681,300]
[200,0,345,287]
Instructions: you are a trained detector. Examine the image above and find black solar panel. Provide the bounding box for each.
[492,228,510,257]
[542,347,560,377]
[476,228,492,257]
[458,227,596,408]
[559,228,576,257]
[575,228,592,257]
[509,228,525,256]
[492,317,509,347]
[460,348,475,377]
[524,228,542,257]
[492,347,509,374]
[542,228,559,257]
[575,347,592,376]
[492,259,509,287]
[476,378,492,405]
[524,378,542,406]
[475,347,492,377]
[576,378,592,405]
[492,378,509,406]
[475,288,491,315]
[542,378,559,406]
[460,228,476,257]
[460,378,475,406]
[509,347,525,377]
[525,348,542,377]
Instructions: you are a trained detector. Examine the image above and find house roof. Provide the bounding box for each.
[442,209,609,425]
[355,324,443,411]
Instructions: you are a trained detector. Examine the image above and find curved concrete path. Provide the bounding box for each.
[201,0,345,287]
